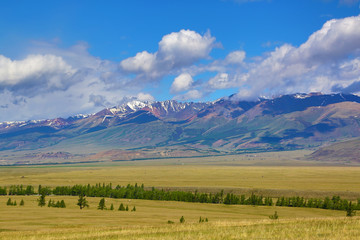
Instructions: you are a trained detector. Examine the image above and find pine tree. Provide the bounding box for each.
[110,203,114,210]
[180,216,185,223]
[118,203,125,211]
[98,198,106,210]
[38,193,46,207]
[20,199,24,206]
[60,200,66,208]
[77,194,89,210]
[13,200,17,206]
[125,205,129,211]
[131,206,136,212]
[6,198,12,206]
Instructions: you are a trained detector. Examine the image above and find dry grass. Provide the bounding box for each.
[0,152,359,239]
[1,164,360,199]
[0,196,357,239]
[0,217,359,240]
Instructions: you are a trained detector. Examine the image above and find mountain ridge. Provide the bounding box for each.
[1,92,360,164]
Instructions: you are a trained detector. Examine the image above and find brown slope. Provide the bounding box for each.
[309,138,360,163]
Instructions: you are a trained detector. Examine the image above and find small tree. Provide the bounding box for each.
[125,205,129,211]
[180,216,185,223]
[77,194,89,210]
[38,193,46,207]
[346,202,356,217]
[110,203,114,210]
[118,203,125,211]
[60,200,66,208]
[131,206,136,212]
[13,200,17,206]
[6,198,12,206]
[48,199,53,207]
[98,198,106,210]
[20,199,24,206]
[269,211,279,220]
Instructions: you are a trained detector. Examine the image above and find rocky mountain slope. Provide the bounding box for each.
[1,93,360,164]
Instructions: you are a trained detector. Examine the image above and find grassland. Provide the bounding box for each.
[0,195,358,239]
[1,151,360,199]
[0,151,359,239]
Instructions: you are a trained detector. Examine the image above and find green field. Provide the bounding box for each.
[0,152,359,239]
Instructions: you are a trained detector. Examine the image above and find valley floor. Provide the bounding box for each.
[0,196,358,240]
[0,152,359,239]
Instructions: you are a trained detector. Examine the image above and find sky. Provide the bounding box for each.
[0,0,360,121]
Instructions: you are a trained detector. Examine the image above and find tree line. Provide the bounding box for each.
[1,184,360,212]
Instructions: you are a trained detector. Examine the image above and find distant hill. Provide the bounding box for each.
[1,93,360,164]
[308,138,360,163]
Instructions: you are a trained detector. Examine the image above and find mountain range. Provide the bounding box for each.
[1,92,360,165]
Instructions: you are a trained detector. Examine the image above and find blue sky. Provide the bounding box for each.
[0,0,360,121]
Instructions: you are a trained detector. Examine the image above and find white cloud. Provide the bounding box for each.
[0,54,76,94]
[170,73,194,93]
[208,73,232,89]
[229,15,360,99]
[120,29,216,81]
[137,92,155,102]
[119,51,156,74]
[225,51,246,64]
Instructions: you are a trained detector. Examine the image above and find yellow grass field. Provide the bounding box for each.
[0,195,358,239]
[1,154,360,199]
[1,152,359,239]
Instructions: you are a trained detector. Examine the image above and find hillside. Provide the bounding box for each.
[309,138,360,163]
[1,93,360,164]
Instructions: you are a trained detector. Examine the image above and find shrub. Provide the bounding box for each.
[269,211,279,220]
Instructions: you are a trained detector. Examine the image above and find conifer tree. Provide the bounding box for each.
[13,200,17,206]
[20,199,24,206]
[125,205,129,211]
[131,206,136,212]
[110,203,114,210]
[77,194,89,209]
[60,200,66,208]
[98,198,106,210]
[118,203,125,211]
[180,216,185,223]
[38,193,46,207]
[6,198,12,206]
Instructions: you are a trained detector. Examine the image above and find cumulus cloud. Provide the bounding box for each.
[170,73,194,93]
[0,42,151,121]
[0,54,76,96]
[120,29,216,81]
[230,15,360,99]
[2,16,360,121]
